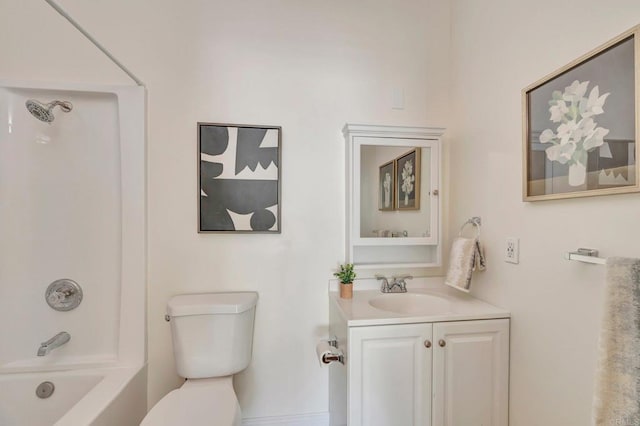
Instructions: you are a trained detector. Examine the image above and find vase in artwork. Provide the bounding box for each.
[568,162,587,186]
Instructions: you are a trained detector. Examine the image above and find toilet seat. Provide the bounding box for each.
[141,377,241,426]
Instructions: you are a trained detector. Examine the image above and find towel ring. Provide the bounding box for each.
[459,217,481,238]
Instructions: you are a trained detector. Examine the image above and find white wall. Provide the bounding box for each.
[0,0,451,418]
[448,2,640,425]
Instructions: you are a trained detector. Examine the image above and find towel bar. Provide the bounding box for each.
[565,248,606,265]
[459,216,481,237]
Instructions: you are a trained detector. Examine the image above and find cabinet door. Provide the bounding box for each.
[432,319,509,426]
[349,323,433,426]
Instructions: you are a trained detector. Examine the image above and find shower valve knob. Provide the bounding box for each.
[47,292,64,305]
[45,279,83,312]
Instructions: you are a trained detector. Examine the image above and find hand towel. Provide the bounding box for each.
[593,257,640,425]
[444,237,486,293]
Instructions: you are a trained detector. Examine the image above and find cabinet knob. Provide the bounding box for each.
[438,339,446,347]
[424,340,432,348]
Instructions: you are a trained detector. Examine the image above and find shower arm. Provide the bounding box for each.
[43,0,144,87]
[47,100,73,112]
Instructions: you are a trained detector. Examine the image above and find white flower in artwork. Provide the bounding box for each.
[549,100,569,123]
[562,80,589,101]
[539,80,611,186]
[545,142,576,164]
[401,160,415,205]
[383,172,391,207]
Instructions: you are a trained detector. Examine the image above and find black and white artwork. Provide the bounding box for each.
[378,160,395,211]
[395,148,421,210]
[198,123,281,232]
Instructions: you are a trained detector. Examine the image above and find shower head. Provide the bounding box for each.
[25,99,73,123]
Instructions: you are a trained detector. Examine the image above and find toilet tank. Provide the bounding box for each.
[167,292,258,379]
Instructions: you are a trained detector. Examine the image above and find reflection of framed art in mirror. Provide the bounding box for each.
[395,148,421,210]
[378,160,395,211]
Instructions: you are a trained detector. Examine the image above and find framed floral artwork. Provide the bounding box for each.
[378,160,395,211]
[522,26,640,201]
[395,148,421,210]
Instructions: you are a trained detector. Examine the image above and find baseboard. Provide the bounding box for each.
[242,412,330,426]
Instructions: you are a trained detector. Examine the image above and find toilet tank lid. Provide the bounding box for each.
[167,292,258,317]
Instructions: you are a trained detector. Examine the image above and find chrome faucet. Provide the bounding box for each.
[390,275,412,293]
[376,275,391,292]
[377,275,413,293]
[37,332,71,356]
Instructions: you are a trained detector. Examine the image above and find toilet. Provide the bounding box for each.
[141,292,258,426]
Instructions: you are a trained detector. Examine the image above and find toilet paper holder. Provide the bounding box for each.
[322,337,344,365]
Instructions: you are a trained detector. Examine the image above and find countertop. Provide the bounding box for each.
[330,281,510,327]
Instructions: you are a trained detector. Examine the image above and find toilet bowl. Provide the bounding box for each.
[141,377,241,426]
[141,292,258,426]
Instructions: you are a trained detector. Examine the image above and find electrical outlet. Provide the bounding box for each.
[505,238,519,264]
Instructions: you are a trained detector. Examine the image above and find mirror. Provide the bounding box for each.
[343,124,443,268]
[360,145,432,238]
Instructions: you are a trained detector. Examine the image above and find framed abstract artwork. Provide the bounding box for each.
[395,148,421,210]
[378,160,395,211]
[198,123,281,233]
[523,26,640,201]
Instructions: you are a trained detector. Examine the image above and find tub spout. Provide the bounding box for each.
[37,332,71,356]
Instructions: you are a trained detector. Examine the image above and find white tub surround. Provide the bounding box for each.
[329,278,510,426]
[0,80,146,425]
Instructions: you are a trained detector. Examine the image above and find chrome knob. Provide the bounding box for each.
[438,339,446,347]
[45,279,83,312]
[424,340,432,348]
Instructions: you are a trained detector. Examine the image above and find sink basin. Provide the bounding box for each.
[369,293,452,316]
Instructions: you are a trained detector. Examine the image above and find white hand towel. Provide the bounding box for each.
[444,237,486,293]
[593,257,640,425]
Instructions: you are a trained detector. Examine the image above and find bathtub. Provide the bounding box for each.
[0,366,146,426]
[0,80,146,425]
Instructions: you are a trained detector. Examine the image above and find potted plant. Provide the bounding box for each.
[334,263,356,299]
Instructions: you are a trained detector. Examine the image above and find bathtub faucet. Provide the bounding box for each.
[37,331,71,356]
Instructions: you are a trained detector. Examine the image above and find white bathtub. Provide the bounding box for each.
[0,366,146,426]
[0,80,146,425]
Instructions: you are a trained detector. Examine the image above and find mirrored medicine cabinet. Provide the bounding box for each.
[343,124,443,269]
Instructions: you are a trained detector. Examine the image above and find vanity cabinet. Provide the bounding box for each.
[332,318,510,426]
[348,323,433,426]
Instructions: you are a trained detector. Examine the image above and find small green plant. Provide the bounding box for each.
[334,263,356,284]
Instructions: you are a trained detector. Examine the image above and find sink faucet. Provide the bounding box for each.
[377,275,413,293]
[390,275,412,293]
[37,332,71,356]
[376,275,391,292]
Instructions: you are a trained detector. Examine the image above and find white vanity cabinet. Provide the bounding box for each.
[329,292,510,426]
[431,319,510,426]
[348,323,433,426]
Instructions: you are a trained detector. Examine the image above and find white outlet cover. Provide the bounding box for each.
[505,237,519,264]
